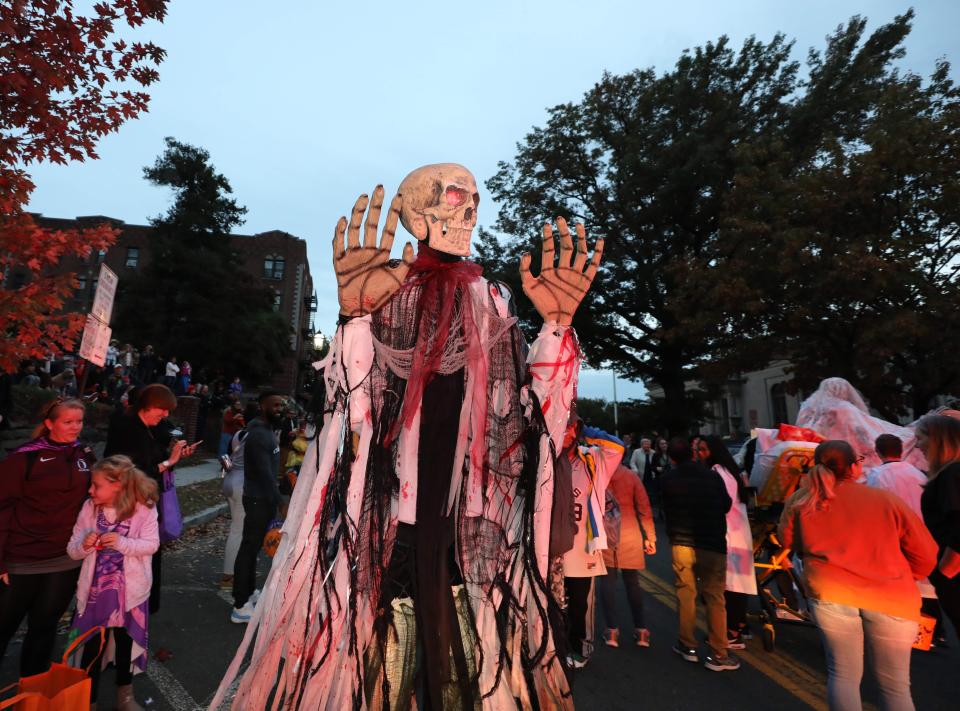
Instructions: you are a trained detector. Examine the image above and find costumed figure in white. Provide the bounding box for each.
[212,164,603,710]
[796,377,926,470]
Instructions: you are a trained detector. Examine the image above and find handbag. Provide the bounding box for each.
[0,627,104,711]
[158,468,183,542]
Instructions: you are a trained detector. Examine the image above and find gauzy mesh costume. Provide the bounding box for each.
[213,248,580,710]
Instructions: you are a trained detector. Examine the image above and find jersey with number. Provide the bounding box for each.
[562,429,624,578]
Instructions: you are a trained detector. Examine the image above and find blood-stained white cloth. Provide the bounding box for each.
[210,280,580,711]
[795,377,927,470]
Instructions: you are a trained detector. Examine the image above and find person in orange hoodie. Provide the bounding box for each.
[779,440,937,711]
[599,464,657,649]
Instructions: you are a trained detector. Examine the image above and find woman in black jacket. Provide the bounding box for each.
[104,384,198,614]
[917,415,960,635]
[0,398,94,675]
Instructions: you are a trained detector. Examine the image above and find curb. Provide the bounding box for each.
[183,502,228,529]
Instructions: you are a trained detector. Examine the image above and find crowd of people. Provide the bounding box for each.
[589,412,960,711]
[6,342,247,424]
[0,378,958,709]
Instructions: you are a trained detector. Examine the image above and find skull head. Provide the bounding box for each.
[398,163,479,256]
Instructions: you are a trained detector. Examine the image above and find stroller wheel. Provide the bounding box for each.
[762,622,776,652]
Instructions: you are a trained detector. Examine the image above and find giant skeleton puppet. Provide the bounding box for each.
[212,164,603,710]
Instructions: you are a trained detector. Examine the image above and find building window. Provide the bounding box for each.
[264,254,285,280]
[771,382,789,427]
[272,290,282,312]
[125,247,139,268]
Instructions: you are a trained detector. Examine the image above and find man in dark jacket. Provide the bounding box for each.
[231,391,284,623]
[660,436,738,671]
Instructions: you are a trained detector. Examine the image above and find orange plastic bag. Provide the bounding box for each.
[0,627,104,711]
[913,613,936,651]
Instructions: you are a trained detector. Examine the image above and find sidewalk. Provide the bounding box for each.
[175,457,222,486]
[175,458,228,525]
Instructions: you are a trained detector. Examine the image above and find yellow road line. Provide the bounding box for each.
[637,568,829,711]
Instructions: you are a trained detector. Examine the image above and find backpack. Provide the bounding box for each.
[604,489,622,550]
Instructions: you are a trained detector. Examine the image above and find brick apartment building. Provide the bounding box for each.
[27,214,318,395]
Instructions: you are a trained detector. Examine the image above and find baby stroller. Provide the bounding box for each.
[749,447,817,652]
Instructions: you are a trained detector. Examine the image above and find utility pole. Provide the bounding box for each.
[612,370,619,436]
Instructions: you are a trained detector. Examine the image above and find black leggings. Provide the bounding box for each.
[79,627,133,701]
[0,568,80,676]
[565,577,593,657]
[725,590,749,630]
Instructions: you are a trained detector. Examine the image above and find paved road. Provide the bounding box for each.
[2,517,956,710]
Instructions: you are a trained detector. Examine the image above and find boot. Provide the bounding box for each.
[116,685,144,711]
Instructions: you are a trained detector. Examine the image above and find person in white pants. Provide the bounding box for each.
[219,427,249,590]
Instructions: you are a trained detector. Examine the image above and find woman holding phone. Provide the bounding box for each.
[104,384,200,617]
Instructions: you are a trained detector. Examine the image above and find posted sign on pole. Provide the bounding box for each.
[79,263,118,368]
[78,314,112,367]
[90,263,118,325]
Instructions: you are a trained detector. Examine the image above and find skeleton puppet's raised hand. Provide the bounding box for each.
[521,217,604,325]
[334,186,414,317]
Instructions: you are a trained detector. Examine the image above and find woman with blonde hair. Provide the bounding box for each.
[917,415,960,635]
[779,440,937,711]
[0,398,96,676]
[68,455,159,711]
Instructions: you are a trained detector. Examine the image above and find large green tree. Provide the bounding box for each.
[480,10,960,430]
[115,138,290,382]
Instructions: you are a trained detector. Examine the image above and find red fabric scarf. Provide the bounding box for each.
[385,245,484,456]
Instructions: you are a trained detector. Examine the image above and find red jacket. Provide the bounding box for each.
[0,440,94,574]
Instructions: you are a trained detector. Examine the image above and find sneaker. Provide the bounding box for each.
[672,642,698,663]
[603,628,620,648]
[634,628,651,648]
[566,653,588,669]
[218,575,233,590]
[704,652,741,671]
[250,588,262,604]
[739,625,753,641]
[726,630,746,649]
[230,601,255,624]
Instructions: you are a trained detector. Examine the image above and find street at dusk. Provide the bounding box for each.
[3,1,960,710]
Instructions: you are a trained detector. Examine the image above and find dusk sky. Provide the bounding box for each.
[27,1,960,401]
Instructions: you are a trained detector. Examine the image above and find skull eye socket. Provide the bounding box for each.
[444,186,468,207]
